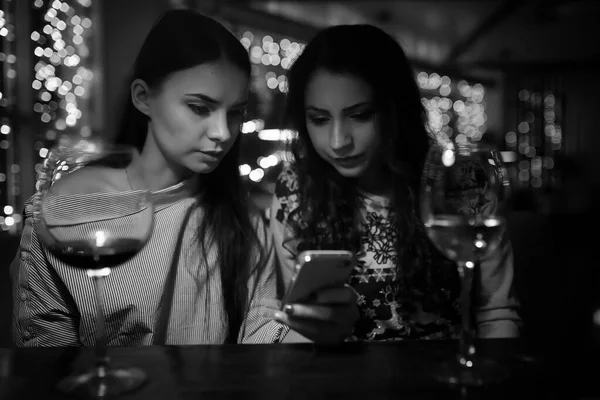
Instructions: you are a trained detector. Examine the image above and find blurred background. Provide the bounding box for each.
[1,0,599,373]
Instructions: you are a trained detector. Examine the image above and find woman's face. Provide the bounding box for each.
[303,69,382,181]
[143,59,248,174]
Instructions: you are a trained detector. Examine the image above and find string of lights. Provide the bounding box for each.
[0,0,19,233]
[504,89,562,189]
[1,0,95,233]
[30,0,95,188]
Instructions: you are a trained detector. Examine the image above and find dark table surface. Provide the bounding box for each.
[0,339,587,400]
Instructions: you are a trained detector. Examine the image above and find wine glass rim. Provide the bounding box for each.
[81,143,136,153]
[49,143,138,157]
[432,141,496,153]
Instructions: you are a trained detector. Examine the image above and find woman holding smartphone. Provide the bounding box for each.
[270,24,522,342]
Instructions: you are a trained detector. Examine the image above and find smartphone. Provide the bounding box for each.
[281,250,356,308]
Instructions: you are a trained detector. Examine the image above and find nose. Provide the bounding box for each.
[206,110,231,143]
[329,120,352,153]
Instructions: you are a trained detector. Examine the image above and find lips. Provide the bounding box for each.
[198,150,223,162]
[333,154,364,167]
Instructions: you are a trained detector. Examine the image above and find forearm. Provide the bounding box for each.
[241,318,290,344]
[477,318,521,338]
[280,329,311,343]
[474,242,522,338]
[13,314,80,347]
[11,206,81,347]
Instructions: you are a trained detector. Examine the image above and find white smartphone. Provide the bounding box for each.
[281,250,356,308]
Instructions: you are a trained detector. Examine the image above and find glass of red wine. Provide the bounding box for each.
[420,140,510,386]
[33,142,153,397]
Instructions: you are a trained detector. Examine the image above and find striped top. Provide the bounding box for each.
[11,174,288,346]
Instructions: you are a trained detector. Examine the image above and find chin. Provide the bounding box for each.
[188,162,218,174]
[331,163,368,179]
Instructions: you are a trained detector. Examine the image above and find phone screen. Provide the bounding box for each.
[282,250,355,306]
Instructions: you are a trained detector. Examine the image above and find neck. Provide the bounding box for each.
[357,162,392,197]
[128,130,192,191]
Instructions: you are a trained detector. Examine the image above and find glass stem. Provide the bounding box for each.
[87,265,112,376]
[457,260,476,367]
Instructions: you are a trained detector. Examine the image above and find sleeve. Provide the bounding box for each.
[270,198,297,294]
[474,238,522,338]
[10,196,81,347]
[269,164,301,292]
[448,161,523,337]
[239,213,290,344]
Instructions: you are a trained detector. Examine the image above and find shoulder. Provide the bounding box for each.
[249,206,267,230]
[246,206,274,250]
[450,159,489,190]
[274,162,299,199]
[272,163,302,224]
[446,159,498,216]
[47,165,130,197]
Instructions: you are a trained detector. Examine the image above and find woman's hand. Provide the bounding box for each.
[274,284,359,344]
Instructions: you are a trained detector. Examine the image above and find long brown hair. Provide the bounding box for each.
[283,24,457,309]
[115,9,265,342]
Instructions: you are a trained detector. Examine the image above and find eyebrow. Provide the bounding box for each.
[187,93,247,108]
[306,101,373,114]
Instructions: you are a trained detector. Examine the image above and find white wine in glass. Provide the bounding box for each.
[33,143,153,397]
[420,141,510,386]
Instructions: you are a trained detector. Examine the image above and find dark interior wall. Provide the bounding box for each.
[100,0,172,142]
[503,65,600,184]
[500,64,600,391]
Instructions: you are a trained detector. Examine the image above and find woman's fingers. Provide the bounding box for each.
[274,311,354,344]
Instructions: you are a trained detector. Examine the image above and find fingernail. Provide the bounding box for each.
[274,311,285,320]
[284,304,294,315]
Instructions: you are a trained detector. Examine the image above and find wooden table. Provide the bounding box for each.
[0,339,577,399]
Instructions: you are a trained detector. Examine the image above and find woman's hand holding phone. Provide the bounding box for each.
[274,284,359,344]
[274,250,359,344]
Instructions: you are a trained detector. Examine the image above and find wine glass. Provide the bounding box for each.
[32,142,153,397]
[420,140,510,386]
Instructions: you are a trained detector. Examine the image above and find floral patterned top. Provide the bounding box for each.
[270,163,521,341]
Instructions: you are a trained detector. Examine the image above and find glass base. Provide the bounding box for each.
[432,355,509,386]
[56,366,146,397]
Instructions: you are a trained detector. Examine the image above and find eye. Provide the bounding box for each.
[188,104,210,116]
[351,110,376,122]
[307,115,329,126]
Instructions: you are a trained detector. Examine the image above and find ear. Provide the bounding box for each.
[130,79,152,117]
